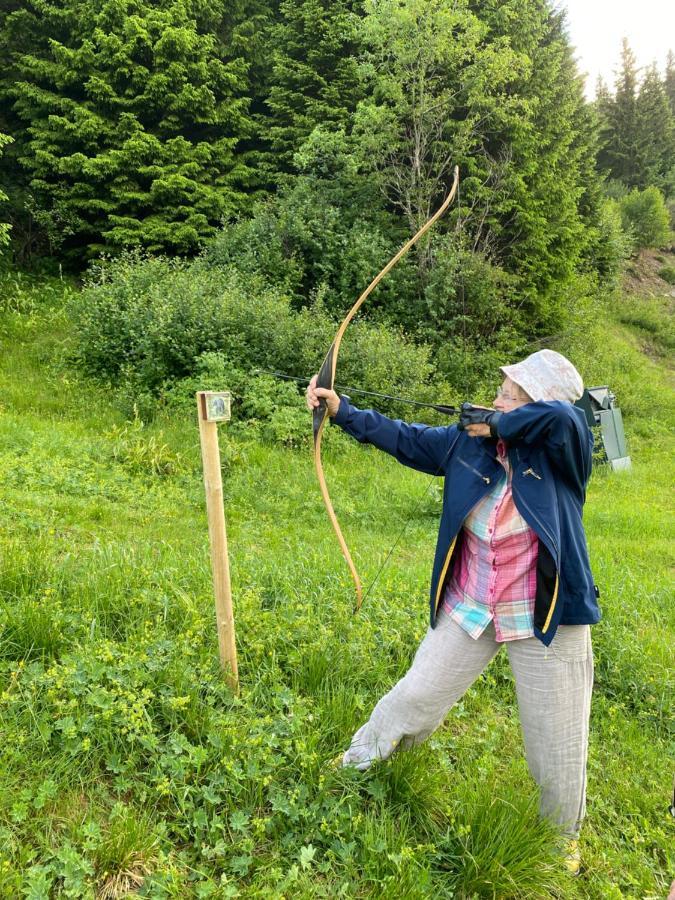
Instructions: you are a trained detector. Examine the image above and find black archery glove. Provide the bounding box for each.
[458,402,502,438]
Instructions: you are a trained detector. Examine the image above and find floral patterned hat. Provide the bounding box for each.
[500,349,584,403]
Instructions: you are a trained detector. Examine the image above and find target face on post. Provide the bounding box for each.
[201,391,231,422]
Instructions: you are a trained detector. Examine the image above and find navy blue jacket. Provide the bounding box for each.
[333,396,601,646]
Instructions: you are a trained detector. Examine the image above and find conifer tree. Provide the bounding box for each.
[485,0,597,302]
[637,63,675,194]
[665,51,675,113]
[259,0,365,182]
[594,76,614,144]
[596,39,642,186]
[0,0,258,261]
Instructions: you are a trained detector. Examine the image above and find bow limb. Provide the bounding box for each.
[313,410,363,610]
[313,165,460,610]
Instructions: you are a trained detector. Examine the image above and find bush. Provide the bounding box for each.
[204,184,403,319]
[589,198,633,283]
[658,264,675,284]
[203,202,305,299]
[72,252,322,389]
[203,126,408,320]
[619,186,671,251]
[71,252,441,436]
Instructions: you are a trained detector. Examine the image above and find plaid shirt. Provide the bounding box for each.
[442,441,538,642]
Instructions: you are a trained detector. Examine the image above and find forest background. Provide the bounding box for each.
[0,0,673,897]
[0,0,673,400]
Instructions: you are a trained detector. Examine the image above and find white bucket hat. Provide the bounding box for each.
[500,349,584,403]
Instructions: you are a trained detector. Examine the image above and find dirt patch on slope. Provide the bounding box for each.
[622,248,675,298]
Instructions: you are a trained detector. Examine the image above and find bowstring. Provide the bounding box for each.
[357,438,457,610]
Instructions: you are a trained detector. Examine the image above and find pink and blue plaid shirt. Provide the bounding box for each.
[443,441,538,642]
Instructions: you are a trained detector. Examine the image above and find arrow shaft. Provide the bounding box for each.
[257,370,458,415]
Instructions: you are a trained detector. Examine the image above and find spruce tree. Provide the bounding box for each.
[456,0,600,316]
[636,63,675,194]
[665,51,675,114]
[258,0,365,183]
[483,0,596,304]
[0,0,259,261]
[597,39,642,186]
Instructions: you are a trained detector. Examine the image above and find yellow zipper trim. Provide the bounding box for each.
[541,572,559,633]
[434,534,458,615]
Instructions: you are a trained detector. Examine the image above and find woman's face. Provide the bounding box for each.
[494,377,530,413]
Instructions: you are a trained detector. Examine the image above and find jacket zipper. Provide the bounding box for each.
[523,467,542,480]
[458,457,491,484]
[513,485,561,634]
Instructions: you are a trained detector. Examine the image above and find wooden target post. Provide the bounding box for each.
[197,391,238,693]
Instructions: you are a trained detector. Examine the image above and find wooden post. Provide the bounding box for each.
[196,391,238,693]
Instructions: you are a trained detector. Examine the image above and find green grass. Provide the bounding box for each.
[0,274,673,897]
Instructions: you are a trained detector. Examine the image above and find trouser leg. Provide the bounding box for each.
[507,625,594,838]
[343,614,500,769]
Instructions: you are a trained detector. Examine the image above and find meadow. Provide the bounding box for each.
[0,270,673,898]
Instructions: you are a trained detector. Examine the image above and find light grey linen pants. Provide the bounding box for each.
[343,609,594,838]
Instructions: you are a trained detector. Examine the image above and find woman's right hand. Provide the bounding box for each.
[306,374,340,418]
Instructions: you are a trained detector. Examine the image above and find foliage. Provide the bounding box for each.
[658,264,675,284]
[595,40,642,188]
[636,64,675,194]
[0,132,11,252]
[205,125,405,318]
[353,0,604,323]
[258,0,365,182]
[203,0,613,363]
[619,186,671,251]
[584,197,633,284]
[0,0,262,261]
[71,252,307,388]
[666,50,675,114]
[70,251,441,424]
[0,0,619,332]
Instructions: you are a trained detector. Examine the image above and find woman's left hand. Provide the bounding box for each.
[458,403,498,438]
[465,422,491,438]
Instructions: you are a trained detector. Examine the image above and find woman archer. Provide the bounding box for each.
[306,348,601,876]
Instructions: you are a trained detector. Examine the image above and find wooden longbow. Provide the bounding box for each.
[312,165,460,611]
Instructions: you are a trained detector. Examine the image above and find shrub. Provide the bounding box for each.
[202,126,407,320]
[71,252,441,438]
[589,198,633,283]
[203,202,305,299]
[658,264,675,284]
[72,252,318,388]
[619,186,671,251]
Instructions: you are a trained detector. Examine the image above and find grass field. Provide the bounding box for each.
[0,271,673,898]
